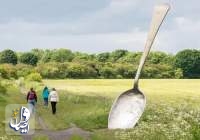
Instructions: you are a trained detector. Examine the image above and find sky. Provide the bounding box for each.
[0,0,199,54]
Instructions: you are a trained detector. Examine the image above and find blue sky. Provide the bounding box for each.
[0,0,199,53]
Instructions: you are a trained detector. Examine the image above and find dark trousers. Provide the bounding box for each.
[51,102,57,114]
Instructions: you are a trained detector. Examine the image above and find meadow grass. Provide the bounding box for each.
[1,79,200,140]
[0,80,43,140]
[0,81,24,140]
[40,79,200,140]
[32,135,49,140]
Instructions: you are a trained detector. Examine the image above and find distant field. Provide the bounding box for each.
[43,79,200,99]
[1,79,200,140]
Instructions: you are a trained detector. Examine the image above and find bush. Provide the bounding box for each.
[141,64,175,79]
[0,82,7,95]
[115,63,137,78]
[0,48,199,79]
[0,66,7,79]
[16,64,35,77]
[36,62,63,79]
[0,64,17,79]
[26,72,42,82]
[67,63,88,78]
[174,68,183,79]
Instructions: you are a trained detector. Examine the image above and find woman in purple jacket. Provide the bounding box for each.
[27,88,37,114]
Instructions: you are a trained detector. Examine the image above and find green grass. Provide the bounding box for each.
[1,79,200,140]
[36,93,110,130]
[32,135,49,140]
[0,80,24,140]
[41,79,200,140]
[69,135,85,140]
[0,80,42,140]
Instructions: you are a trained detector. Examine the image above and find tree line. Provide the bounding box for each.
[0,48,200,80]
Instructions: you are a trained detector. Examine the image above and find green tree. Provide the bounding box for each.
[41,49,53,63]
[0,49,18,65]
[51,48,74,62]
[118,52,142,64]
[73,52,91,61]
[110,49,128,62]
[142,64,174,78]
[99,66,116,78]
[174,49,200,78]
[19,52,38,66]
[65,63,97,78]
[31,49,44,62]
[114,63,137,78]
[97,52,110,62]
[148,51,173,64]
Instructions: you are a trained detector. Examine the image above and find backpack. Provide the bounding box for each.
[28,91,36,100]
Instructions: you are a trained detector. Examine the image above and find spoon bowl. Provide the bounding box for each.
[108,88,145,129]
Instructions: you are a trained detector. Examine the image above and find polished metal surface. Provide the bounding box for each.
[108,4,170,129]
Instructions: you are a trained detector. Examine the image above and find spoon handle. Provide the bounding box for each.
[133,4,170,89]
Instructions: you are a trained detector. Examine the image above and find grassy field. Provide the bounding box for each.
[41,79,200,139]
[0,80,25,140]
[1,79,200,140]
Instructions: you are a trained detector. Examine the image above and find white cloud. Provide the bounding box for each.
[153,17,200,53]
[71,0,142,34]
[106,0,140,15]
[174,17,200,32]
[1,16,200,54]
[0,20,147,53]
[0,1,200,53]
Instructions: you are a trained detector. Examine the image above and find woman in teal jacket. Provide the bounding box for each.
[42,86,49,106]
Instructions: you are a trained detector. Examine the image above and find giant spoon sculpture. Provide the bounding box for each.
[108,4,170,129]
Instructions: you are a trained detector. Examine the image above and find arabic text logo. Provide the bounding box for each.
[9,106,30,134]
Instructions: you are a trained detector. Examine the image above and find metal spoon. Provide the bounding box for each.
[108,4,170,129]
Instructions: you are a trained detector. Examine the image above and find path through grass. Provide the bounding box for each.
[1,79,200,140]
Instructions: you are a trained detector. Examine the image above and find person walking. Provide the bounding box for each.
[42,86,49,106]
[27,88,37,114]
[49,88,59,115]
